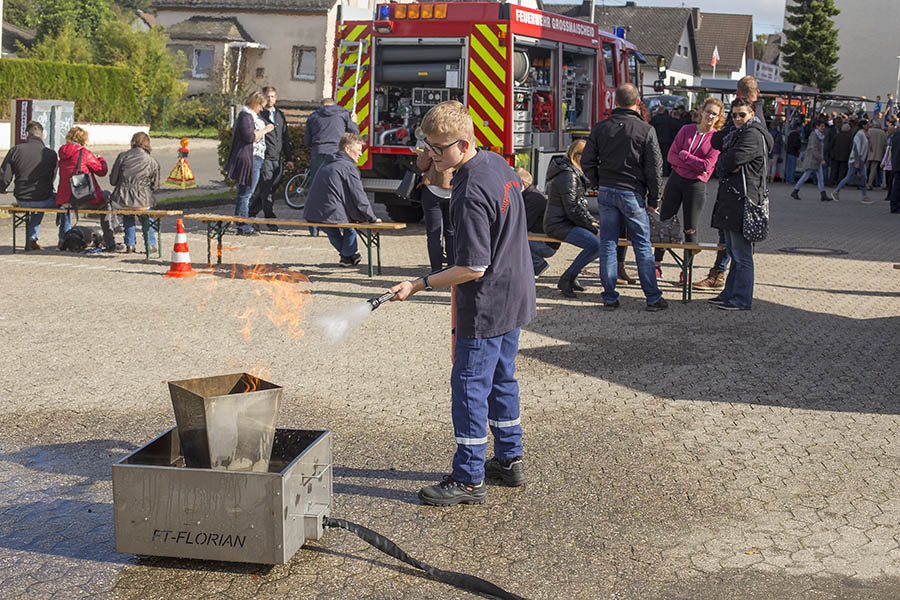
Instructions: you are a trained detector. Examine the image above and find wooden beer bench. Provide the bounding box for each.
[183,214,407,277]
[528,233,725,303]
[1,205,183,259]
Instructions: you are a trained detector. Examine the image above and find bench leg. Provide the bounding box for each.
[357,229,374,277]
[140,215,150,260]
[375,231,382,275]
[12,213,20,253]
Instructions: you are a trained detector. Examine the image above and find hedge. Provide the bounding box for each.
[0,58,141,123]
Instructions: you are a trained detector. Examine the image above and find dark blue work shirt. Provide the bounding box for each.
[451,150,536,338]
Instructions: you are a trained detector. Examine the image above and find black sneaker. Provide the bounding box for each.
[646,298,668,312]
[717,301,748,311]
[338,255,354,267]
[600,300,620,311]
[707,297,728,306]
[485,456,526,487]
[418,476,487,506]
[266,224,279,232]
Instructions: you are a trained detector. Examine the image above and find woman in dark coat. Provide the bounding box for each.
[109,132,161,253]
[543,139,602,298]
[709,98,774,311]
[224,91,274,235]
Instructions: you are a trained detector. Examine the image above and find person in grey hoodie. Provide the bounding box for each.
[109,132,161,253]
[832,119,871,202]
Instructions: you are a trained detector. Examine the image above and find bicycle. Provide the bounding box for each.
[283,168,310,210]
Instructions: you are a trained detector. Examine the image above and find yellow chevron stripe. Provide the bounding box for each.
[470,35,505,83]
[468,105,501,147]
[468,60,504,107]
[358,149,368,167]
[467,84,503,129]
[475,24,506,60]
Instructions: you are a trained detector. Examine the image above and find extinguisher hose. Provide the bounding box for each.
[322,516,528,600]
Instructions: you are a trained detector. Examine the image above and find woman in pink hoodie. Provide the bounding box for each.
[652,97,724,277]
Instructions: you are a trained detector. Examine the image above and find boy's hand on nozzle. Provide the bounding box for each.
[390,280,417,301]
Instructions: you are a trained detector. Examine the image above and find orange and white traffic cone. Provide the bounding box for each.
[163,218,197,278]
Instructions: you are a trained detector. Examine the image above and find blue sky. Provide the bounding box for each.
[547,0,786,35]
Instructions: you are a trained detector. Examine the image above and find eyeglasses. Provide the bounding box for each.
[732,112,750,119]
[704,110,720,118]
[424,138,462,156]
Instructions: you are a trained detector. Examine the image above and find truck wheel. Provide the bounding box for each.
[385,204,424,223]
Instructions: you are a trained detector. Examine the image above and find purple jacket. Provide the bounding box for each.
[224,111,255,186]
[667,123,720,183]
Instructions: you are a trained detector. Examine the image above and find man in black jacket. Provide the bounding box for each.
[0,121,61,250]
[303,133,380,266]
[889,125,900,213]
[249,87,294,230]
[582,83,666,311]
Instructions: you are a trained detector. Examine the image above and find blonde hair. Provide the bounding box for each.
[566,138,586,171]
[737,76,759,101]
[339,132,364,151]
[245,91,265,110]
[421,101,475,144]
[131,132,152,153]
[515,167,533,188]
[697,97,726,130]
[65,126,88,146]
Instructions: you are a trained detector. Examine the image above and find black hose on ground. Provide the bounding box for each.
[322,516,528,600]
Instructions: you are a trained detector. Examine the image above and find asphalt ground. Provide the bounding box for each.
[0,177,899,599]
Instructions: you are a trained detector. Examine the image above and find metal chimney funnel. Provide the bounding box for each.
[167,373,281,472]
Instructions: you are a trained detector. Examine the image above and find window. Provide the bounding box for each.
[192,48,213,79]
[602,43,615,87]
[293,47,316,81]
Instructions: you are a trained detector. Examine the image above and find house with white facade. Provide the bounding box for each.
[152,0,373,104]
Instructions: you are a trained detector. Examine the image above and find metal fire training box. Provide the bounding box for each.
[113,427,332,564]
[113,373,331,564]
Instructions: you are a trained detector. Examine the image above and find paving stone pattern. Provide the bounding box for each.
[0,182,898,599]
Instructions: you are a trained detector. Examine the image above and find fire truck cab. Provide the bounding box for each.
[333,2,643,222]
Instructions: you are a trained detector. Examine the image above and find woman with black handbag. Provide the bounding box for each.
[652,97,724,280]
[57,126,120,251]
[543,139,603,298]
[708,99,773,311]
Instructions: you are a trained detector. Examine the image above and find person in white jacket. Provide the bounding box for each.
[832,119,871,203]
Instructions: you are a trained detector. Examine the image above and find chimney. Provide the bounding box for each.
[625,1,636,6]
[692,8,702,30]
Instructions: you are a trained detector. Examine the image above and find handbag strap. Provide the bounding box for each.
[75,147,83,173]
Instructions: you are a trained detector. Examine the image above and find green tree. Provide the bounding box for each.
[753,34,768,61]
[781,0,842,92]
[36,0,115,45]
[24,21,94,64]
[4,0,41,30]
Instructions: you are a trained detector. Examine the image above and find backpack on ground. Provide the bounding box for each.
[61,226,103,252]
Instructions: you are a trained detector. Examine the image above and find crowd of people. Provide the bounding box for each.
[0,122,161,252]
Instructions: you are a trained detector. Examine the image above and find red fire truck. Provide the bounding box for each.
[333,2,644,221]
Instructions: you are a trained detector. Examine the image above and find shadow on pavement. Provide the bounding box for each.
[520,297,900,415]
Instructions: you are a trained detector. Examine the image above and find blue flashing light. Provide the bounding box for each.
[614,26,626,39]
[377,5,390,20]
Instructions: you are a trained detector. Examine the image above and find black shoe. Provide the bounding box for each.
[790,189,800,200]
[820,192,831,202]
[646,298,668,312]
[557,272,577,298]
[707,297,728,306]
[600,300,620,311]
[266,224,279,232]
[418,476,487,506]
[717,301,747,311]
[338,253,362,267]
[572,277,586,292]
[534,262,549,278]
[485,456,526,487]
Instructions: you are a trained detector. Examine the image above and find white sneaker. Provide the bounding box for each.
[861,197,874,204]
[831,191,840,201]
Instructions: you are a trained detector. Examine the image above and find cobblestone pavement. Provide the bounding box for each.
[0,181,898,599]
